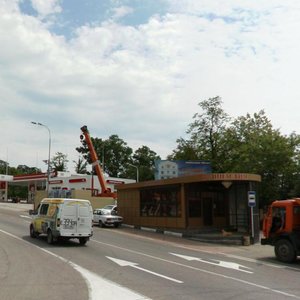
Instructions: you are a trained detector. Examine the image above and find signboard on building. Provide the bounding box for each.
[0,175,13,181]
[154,160,211,180]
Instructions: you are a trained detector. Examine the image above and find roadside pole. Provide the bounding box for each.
[248,191,256,242]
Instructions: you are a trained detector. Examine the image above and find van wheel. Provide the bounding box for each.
[79,237,88,245]
[99,221,105,228]
[47,230,54,244]
[30,224,38,238]
[275,239,296,263]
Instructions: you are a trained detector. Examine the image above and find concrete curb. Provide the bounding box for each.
[122,224,184,238]
[122,224,252,245]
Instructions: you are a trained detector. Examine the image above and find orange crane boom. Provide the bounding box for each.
[80,125,117,198]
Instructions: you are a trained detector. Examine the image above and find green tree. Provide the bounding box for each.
[51,152,68,172]
[102,135,133,177]
[76,134,133,177]
[17,165,40,174]
[0,160,8,174]
[224,111,300,205]
[170,96,230,171]
[76,136,105,168]
[169,98,300,207]
[73,157,88,174]
[123,146,160,181]
[168,138,198,161]
[0,160,41,200]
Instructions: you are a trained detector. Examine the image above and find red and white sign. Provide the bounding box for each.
[107,180,125,184]
[69,178,86,183]
[49,180,64,185]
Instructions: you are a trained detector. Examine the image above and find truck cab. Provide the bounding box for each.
[261,199,300,262]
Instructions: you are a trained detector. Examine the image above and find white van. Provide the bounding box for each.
[29,198,93,245]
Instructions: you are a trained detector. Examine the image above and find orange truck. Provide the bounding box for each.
[261,198,300,262]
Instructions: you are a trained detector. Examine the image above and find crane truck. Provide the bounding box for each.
[261,198,300,262]
[80,125,117,198]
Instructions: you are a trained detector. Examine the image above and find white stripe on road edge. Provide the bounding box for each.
[20,215,32,219]
[0,229,150,300]
[91,239,300,299]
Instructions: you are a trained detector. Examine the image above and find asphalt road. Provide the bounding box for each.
[1,202,300,300]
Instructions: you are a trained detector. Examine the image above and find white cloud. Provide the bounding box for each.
[111,5,134,21]
[30,0,62,18]
[1,1,300,172]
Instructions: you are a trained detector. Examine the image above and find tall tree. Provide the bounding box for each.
[102,135,133,177]
[0,160,9,174]
[76,134,132,177]
[168,138,199,161]
[122,146,161,181]
[73,157,88,174]
[76,136,105,172]
[51,152,68,172]
[224,111,300,205]
[169,98,300,207]
[170,96,230,171]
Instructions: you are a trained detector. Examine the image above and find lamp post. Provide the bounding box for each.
[128,163,139,182]
[31,122,51,196]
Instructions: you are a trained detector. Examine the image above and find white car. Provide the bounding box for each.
[102,204,118,214]
[93,208,123,228]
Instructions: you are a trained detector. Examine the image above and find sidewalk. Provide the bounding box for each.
[0,201,33,212]
[121,224,274,260]
[123,224,264,246]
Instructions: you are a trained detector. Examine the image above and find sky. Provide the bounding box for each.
[1,0,300,174]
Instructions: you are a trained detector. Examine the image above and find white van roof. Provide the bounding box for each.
[41,198,91,204]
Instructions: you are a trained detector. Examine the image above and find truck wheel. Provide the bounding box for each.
[47,230,54,244]
[79,237,88,245]
[275,239,296,263]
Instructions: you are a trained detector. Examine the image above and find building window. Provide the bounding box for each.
[186,190,202,217]
[140,185,181,217]
[213,193,226,217]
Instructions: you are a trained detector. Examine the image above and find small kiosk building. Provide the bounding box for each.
[116,173,261,241]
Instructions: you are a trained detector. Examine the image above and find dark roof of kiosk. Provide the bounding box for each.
[116,173,261,190]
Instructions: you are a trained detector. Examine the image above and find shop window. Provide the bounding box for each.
[188,199,202,217]
[186,187,202,217]
[214,194,226,217]
[140,186,180,217]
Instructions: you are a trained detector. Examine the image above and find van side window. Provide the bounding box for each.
[40,204,49,215]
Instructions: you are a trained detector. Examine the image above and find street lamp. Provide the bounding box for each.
[31,122,51,196]
[128,163,139,182]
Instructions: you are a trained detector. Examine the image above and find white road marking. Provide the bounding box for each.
[220,252,300,271]
[0,229,150,300]
[107,256,183,283]
[91,238,300,299]
[170,253,253,274]
[20,215,32,219]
